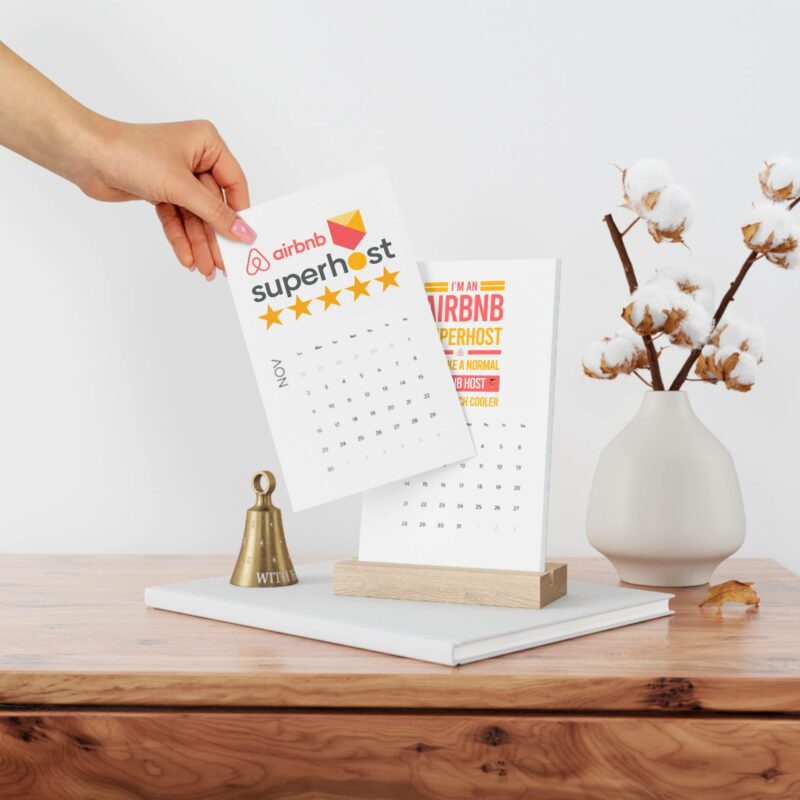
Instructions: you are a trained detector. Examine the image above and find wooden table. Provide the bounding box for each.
[1,555,798,799]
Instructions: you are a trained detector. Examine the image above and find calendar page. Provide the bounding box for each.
[359,260,560,571]
[219,167,474,511]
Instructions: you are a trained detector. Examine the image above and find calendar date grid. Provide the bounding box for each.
[388,419,532,533]
[287,316,458,474]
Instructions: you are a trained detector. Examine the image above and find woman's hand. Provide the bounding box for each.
[0,43,255,280]
[79,119,257,280]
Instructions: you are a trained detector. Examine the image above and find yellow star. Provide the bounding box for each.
[346,276,371,300]
[287,294,313,319]
[374,267,400,291]
[258,305,283,330]
[317,286,342,310]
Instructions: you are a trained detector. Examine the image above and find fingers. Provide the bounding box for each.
[155,120,254,276]
[210,140,250,212]
[197,172,226,272]
[155,203,193,269]
[155,198,221,279]
[179,205,217,280]
[174,172,256,245]
[156,175,233,278]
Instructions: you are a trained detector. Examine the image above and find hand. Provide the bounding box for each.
[0,44,257,280]
[79,119,257,280]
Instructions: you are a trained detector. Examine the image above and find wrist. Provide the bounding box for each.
[66,110,124,189]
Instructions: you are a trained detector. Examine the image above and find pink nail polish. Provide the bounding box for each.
[205,271,216,282]
[231,217,257,245]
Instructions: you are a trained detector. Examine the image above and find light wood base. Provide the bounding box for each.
[333,558,567,608]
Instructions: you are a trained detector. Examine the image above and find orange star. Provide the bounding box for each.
[374,267,400,291]
[287,294,313,319]
[317,286,342,310]
[346,276,371,300]
[258,305,283,330]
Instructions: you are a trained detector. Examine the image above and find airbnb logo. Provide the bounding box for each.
[246,248,271,276]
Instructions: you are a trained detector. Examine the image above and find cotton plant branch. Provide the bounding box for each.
[631,370,653,388]
[585,158,800,393]
[671,192,800,390]
[669,251,759,390]
[603,213,665,390]
[620,217,640,237]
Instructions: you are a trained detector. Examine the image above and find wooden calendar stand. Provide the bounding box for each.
[333,559,567,609]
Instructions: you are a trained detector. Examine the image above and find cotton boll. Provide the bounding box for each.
[688,283,715,311]
[645,185,695,244]
[718,319,765,362]
[668,299,713,348]
[716,345,739,370]
[742,203,799,254]
[766,247,800,269]
[583,330,648,380]
[650,265,715,311]
[583,330,647,379]
[695,344,721,382]
[582,341,606,378]
[724,350,758,392]
[622,159,673,216]
[622,283,683,335]
[759,158,800,202]
[603,330,645,367]
[647,185,695,231]
[704,345,758,392]
[694,326,762,388]
[627,278,711,345]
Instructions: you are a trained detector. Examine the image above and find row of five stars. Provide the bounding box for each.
[258,267,400,329]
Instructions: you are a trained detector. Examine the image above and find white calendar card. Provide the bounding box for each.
[219,167,474,511]
[359,259,560,572]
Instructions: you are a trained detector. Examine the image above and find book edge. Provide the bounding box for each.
[144,586,457,666]
[453,600,673,664]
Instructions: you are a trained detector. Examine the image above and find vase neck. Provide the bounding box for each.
[637,390,696,422]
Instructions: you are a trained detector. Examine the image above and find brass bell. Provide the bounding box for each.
[230,471,298,588]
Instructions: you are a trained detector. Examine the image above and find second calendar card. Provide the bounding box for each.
[360,259,560,571]
[220,168,474,510]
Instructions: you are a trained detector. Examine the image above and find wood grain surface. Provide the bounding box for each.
[332,558,567,607]
[0,555,798,712]
[1,711,798,800]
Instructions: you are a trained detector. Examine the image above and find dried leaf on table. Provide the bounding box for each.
[700,580,760,608]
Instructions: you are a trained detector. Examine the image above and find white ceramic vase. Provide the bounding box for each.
[586,391,745,587]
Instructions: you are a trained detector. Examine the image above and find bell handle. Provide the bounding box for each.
[252,470,277,496]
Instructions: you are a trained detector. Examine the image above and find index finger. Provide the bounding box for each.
[211,141,250,212]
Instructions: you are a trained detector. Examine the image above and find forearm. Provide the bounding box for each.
[0,41,112,186]
[0,41,253,274]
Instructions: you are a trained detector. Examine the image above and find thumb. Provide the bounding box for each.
[176,174,257,244]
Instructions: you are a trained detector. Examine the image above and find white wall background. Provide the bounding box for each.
[2,0,798,574]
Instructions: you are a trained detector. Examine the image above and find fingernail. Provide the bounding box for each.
[205,271,216,282]
[188,265,196,272]
[231,217,257,244]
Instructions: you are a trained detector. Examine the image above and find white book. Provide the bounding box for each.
[145,561,673,666]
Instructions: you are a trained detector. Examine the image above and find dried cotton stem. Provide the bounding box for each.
[603,214,665,390]
[669,251,759,390]
[669,193,800,390]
